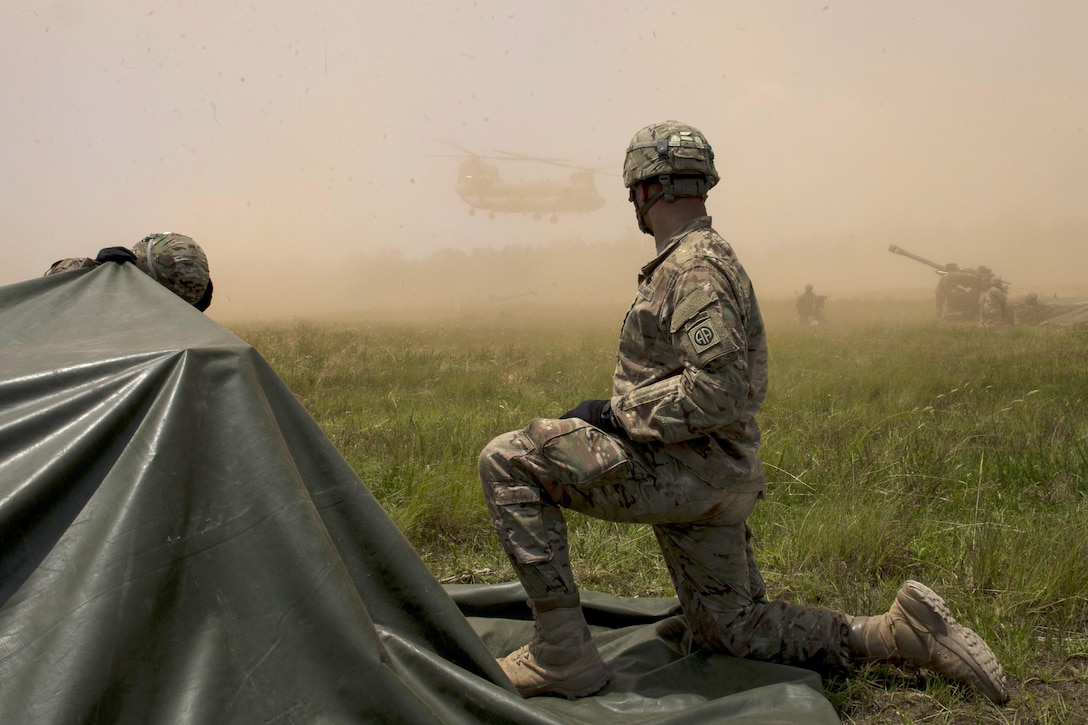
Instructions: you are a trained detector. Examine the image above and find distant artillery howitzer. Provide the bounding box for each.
[887,244,948,274]
[887,245,1008,322]
[886,245,1002,290]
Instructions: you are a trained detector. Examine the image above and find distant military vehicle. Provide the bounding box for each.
[434,142,610,222]
[1016,292,1088,328]
[888,245,1005,322]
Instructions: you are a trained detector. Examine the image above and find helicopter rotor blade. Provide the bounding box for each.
[582,165,621,177]
[438,139,483,157]
[492,149,571,166]
[492,150,620,176]
[431,141,548,162]
[431,141,620,176]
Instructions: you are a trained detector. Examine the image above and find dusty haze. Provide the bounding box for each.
[3,1,1086,321]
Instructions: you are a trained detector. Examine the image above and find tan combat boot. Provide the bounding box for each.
[849,580,1008,704]
[498,603,610,698]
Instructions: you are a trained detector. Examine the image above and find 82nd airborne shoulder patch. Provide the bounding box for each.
[688,318,722,355]
[672,287,739,365]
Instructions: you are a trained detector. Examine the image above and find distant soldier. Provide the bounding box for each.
[1016,292,1049,326]
[46,232,213,311]
[795,283,826,325]
[979,278,1012,327]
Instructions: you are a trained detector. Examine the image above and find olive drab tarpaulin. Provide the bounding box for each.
[0,265,840,724]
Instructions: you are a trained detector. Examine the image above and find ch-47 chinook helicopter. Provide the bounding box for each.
[436,143,613,222]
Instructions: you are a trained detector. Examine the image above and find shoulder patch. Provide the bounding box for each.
[671,287,714,333]
[687,318,728,357]
[671,286,740,365]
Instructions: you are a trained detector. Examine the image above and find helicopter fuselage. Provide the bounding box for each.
[456,175,606,214]
[452,156,607,217]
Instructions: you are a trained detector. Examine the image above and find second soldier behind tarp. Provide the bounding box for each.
[45,232,213,311]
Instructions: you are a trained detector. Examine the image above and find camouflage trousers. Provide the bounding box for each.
[479,417,852,671]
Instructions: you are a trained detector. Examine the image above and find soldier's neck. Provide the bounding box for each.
[650,202,707,249]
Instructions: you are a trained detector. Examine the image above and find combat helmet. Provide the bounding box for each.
[624,121,718,194]
[623,121,718,234]
[132,233,210,307]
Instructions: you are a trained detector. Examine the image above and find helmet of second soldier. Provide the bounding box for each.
[623,121,719,195]
[133,233,211,307]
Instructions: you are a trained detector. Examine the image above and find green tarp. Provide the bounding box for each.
[1039,299,1088,327]
[0,265,839,724]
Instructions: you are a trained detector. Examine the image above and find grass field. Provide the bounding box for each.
[232,297,1087,724]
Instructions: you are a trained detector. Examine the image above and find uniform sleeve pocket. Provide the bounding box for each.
[671,288,739,365]
[670,287,715,333]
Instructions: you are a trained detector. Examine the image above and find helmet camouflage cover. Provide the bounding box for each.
[623,121,719,194]
[133,233,210,306]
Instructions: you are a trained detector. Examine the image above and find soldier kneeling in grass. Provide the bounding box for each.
[478,120,1009,705]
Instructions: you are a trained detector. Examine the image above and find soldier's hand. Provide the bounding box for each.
[559,399,624,436]
[95,246,137,265]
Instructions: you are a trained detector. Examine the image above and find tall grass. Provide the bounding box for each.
[233,298,1087,722]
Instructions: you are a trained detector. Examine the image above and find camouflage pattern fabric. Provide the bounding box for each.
[44,257,99,275]
[132,233,210,306]
[623,121,719,191]
[479,217,852,670]
[610,216,766,492]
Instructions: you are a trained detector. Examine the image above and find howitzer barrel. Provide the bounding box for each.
[887,244,946,272]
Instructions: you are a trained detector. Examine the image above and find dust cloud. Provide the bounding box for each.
[2,1,1086,322]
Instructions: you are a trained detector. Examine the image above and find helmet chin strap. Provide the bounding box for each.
[630,174,711,236]
[630,187,665,235]
[135,239,158,280]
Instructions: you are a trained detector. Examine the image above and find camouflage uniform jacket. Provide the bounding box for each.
[610,216,767,493]
[44,258,99,275]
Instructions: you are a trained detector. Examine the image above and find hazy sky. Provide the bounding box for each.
[3,1,1086,317]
